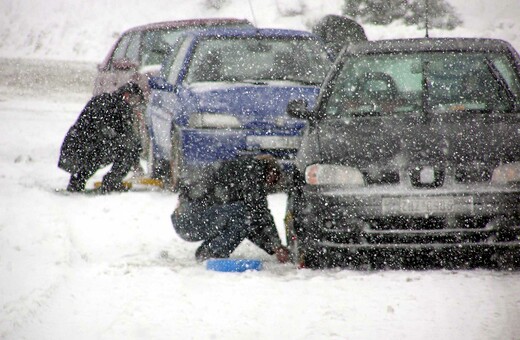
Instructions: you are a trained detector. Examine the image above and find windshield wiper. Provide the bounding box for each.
[282,77,321,86]
[351,109,383,117]
[241,79,269,85]
[219,76,320,86]
[220,77,269,85]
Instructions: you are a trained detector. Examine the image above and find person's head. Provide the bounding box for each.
[117,82,144,107]
[256,155,282,187]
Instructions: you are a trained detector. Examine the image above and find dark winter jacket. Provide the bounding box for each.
[58,88,140,173]
[178,156,281,247]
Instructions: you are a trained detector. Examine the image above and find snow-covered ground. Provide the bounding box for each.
[1,1,520,339]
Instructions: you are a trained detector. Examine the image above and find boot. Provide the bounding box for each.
[67,172,88,192]
[100,176,128,193]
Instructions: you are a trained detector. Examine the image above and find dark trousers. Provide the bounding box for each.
[67,142,140,191]
[171,201,277,258]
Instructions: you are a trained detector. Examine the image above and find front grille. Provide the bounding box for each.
[319,215,497,245]
[368,216,493,231]
[360,162,495,188]
[363,170,400,185]
[454,166,492,183]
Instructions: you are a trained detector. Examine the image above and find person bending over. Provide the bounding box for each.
[58,82,144,193]
[171,155,289,263]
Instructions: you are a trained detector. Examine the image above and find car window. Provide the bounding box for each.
[492,57,520,93]
[125,32,141,64]
[110,34,131,66]
[185,37,331,85]
[325,51,520,117]
[141,29,185,66]
[165,37,192,84]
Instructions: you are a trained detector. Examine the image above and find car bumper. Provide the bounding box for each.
[301,240,520,269]
[298,186,520,250]
[180,128,301,170]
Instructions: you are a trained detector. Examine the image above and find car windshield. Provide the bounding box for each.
[185,36,331,85]
[325,51,520,118]
[141,30,185,66]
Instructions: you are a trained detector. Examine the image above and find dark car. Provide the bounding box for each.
[286,38,520,269]
[146,27,332,188]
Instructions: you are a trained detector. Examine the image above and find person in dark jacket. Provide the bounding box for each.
[171,155,290,263]
[58,82,144,192]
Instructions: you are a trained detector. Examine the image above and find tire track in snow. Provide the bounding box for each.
[0,189,84,338]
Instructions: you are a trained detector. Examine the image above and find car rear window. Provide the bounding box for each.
[185,36,331,85]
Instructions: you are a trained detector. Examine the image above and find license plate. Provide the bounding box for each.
[382,196,474,215]
[246,136,301,150]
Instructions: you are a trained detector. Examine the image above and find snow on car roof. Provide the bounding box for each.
[182,27,321,39]
[123,18,253,33]
[346,38,516,55]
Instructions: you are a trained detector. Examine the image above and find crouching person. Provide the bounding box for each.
[58,82,144,193]
[171,155,290,263]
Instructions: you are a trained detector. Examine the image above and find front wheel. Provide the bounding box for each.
[284,209,301,266]
[169,128,183,191]
[148,140,170,184]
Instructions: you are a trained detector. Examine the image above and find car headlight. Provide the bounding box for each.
[188,113,241,129]
[491,162,520,184]
[305,164,365,186]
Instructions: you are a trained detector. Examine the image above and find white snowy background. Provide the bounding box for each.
[0,0,519,339]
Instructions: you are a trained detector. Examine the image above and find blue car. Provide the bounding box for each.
[146,27,332,187]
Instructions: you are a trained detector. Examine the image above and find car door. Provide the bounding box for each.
[148,36,193,159]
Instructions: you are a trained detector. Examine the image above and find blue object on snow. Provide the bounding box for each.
[206,259,263,272]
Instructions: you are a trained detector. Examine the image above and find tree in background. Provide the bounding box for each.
[204,0,228,10]
[342,0,461,29]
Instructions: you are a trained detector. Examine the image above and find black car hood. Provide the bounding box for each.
[317,113,520,169]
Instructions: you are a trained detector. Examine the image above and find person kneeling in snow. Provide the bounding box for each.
[58,82,144,193]
[171,155,290,263]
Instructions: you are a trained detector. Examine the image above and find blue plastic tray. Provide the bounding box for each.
[206,259,263,272]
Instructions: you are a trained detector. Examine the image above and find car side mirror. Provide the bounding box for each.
[148,76,176,92]
[286,99,311,120]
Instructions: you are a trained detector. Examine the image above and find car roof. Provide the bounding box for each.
[182,27,321,40]
[123,18,253,33]
[346,38,516,56]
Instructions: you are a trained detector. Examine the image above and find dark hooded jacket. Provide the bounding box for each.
[180,156,274,219]
[58,86,141,173]
[177,156,282,251]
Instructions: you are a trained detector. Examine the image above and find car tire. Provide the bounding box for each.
[286,208,331,269]
[169,127,183,191]
[146,138,156,176]
[285,175,306,266]
[493,249,520,271]
[148,140,171,183]
[284,209,301,266]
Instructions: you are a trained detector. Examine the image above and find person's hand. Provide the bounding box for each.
[275,246,290,263]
